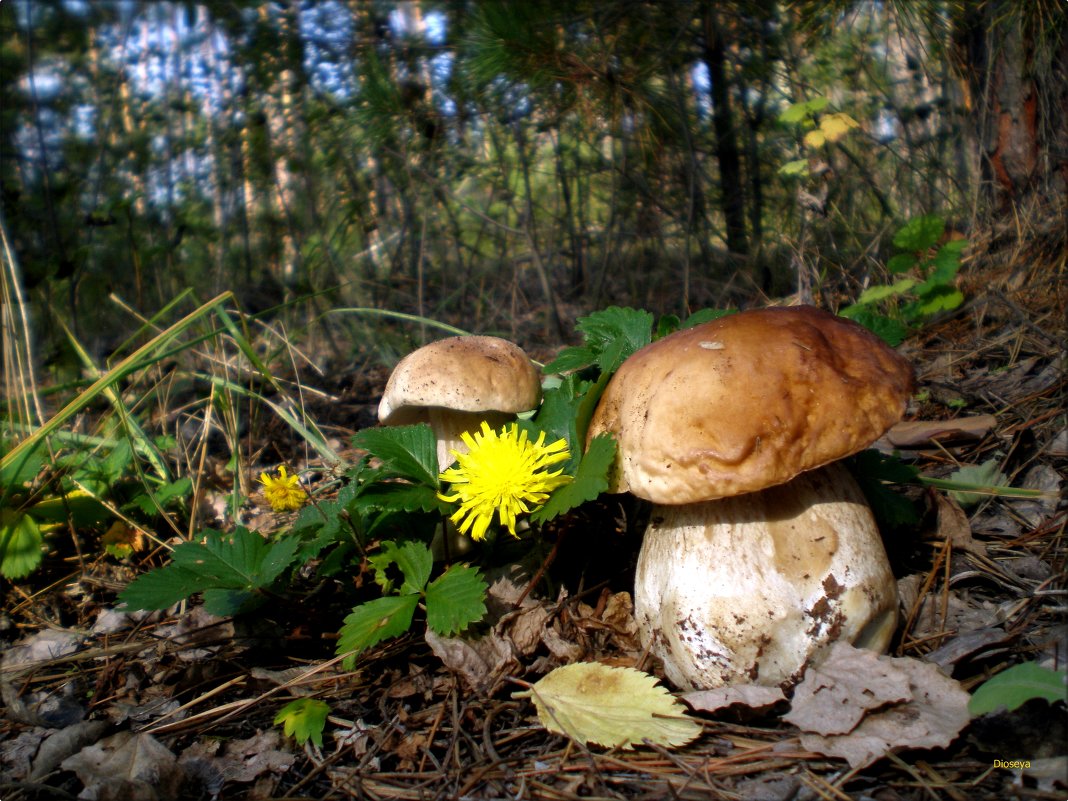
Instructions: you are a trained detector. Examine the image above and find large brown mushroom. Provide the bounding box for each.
[378,335,542,471]
[586,306,914,690]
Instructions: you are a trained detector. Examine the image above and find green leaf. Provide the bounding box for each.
[655,314,681,338]
[854,279,917,305]
[31,490,111,528]
[337,594,420,668]
[837,307,910,346]
[354,482,448,515]
[892,214,945,252]
[126,477,193,516]
[778,158,810,177]
[778,97,829,123]
[850,453,920,530]
[0,440,46,498]
[543,345,596,374]
[118,528,300,611]
[370,540,433,595]
[969,662,1067,716]
[275,698,331,747]
[574,307,654,374]
[425,564,487,635]
[351,424,439,488]
[942,459,1008,508]
[0,510,44,580]
[927,245,963,283]
[886,253,918,274]
[906,285,964,318]
[118,563,213,611]
[530,434,616,523]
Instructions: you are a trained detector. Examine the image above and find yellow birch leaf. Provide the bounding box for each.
[819,112,860,142]
[512,662,701,750]
[803,129,827,148]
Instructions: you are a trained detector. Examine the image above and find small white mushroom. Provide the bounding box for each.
[378,335,542,470]
[587,306,914,690]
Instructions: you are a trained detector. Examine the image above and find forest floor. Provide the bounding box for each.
[2,225,1065,801]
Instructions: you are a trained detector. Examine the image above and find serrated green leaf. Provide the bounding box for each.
[529,375,582,445]
[927,245,962,283]
[969,662,1067,716]
[371,540,433,595]
[530,434,616,523]
[0,510,44,579]
[354,482,448,515]
[118,563,212,610]
[275,698,331,747]
[886,252,918,274]
[425,564,487,635]
[908,285,964,318]
[855,279,917,305]
[201,587,262,616]
[126,477,193,516]
[893,214,945,252]
[575,307,654,374]
[837,307,909,346]
[337,594,420,668]
[513,662,701,750]
[351,424,439,488]
[118,528,300,611]
[544,345,596,374]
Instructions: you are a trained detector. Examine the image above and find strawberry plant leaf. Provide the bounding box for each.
[119,527,300,611]
[531,434,616,523]
[351,424,439,488]
[0,510,44,580]
[337,594,420,668]
[893,214,945,252]
[275,698,331,747]
[425,564,487,635]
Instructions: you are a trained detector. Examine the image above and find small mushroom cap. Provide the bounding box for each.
[378,335,542,425]
[586,306,914,504]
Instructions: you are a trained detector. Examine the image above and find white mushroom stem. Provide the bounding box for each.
[634,462,898,691]
[429,408,514,472]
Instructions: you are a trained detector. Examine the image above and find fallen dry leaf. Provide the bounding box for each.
[683,684,786,714]
[513,662,702,750]
[785,643,971,769]
[61,731,182,801]
[783,644,911,735]
[880,415,997,449]
[425,627,518,695]
[934,492,987,556]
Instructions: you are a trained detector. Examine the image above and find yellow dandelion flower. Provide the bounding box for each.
[258,465,308,512]
[438,421,572,541]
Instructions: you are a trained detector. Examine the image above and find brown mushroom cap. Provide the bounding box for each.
[378,335,542,425]
[586,306,914,504]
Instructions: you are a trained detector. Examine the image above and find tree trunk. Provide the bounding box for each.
[958,1,1068,214]
[702,4,749,257]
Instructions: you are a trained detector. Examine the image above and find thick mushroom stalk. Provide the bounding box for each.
[635,463,897,690]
